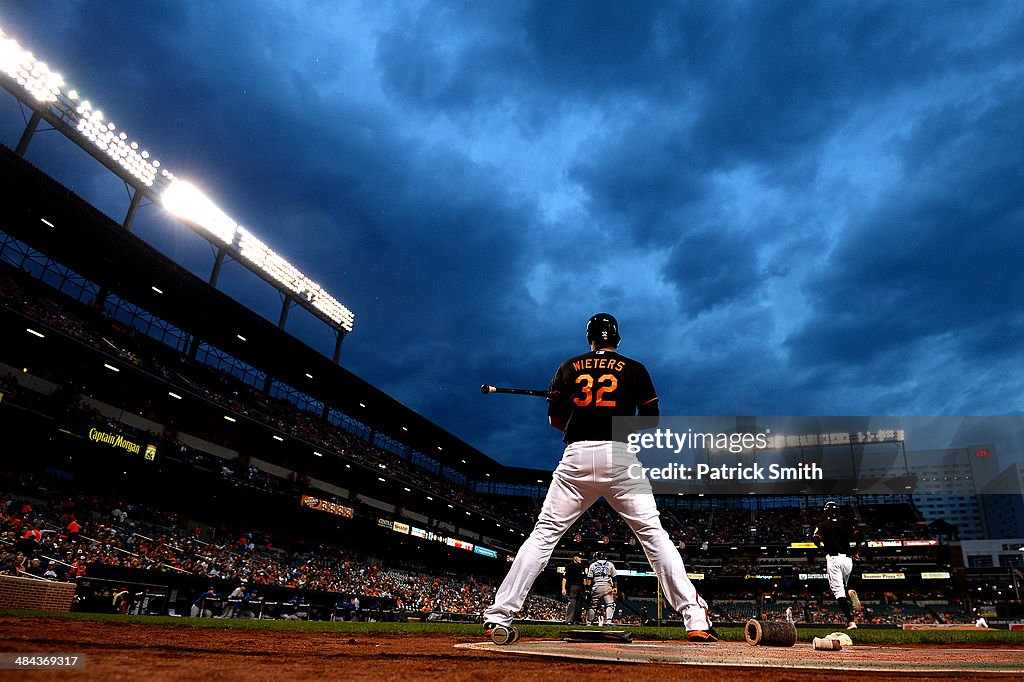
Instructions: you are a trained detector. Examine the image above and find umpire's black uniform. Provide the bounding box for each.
[563,555,587,624]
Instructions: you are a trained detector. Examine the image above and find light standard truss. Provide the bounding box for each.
[0,26,355,341]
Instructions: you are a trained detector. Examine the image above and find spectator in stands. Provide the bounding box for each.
[43,562,59,580]
[18,526,41,557]
[25,557,45,577]
[69,555,87,579]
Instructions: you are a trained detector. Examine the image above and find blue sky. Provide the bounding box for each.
[1,1,1022,469]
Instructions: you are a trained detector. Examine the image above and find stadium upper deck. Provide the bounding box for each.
[0,143,546,489]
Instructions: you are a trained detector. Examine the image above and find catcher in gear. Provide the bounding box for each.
[585,550,617,625]
[484,313,717,643]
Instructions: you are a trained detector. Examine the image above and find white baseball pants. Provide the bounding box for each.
[483,440,712,630]
[826,554,853,599]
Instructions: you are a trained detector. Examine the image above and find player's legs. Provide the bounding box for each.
[828,555,855,625]
[585,583,612,624]
[483,451,600,626]
[602,590,615,624]
[568,584,586,624]
[605,467,711,631]
[585,585,601,624]
[826,555,847,599]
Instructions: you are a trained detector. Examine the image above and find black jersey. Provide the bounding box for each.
[547,349,658,444]
[564,560,586,587]
[813,518,863,556]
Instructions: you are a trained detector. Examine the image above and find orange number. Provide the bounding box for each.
[574,374,593,406]
[574,373,618,407]
[595,373,617,406]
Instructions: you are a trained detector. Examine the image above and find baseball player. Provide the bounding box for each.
[190,586,219,618]
[484,313,717,643]
[585,550,617,626]
[813,501,864,629]
[561,551,587,625]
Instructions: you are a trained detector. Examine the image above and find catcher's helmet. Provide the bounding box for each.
[586,313,620,347]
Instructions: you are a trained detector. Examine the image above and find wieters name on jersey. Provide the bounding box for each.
[570,357,626,372]
[548,349,658,445]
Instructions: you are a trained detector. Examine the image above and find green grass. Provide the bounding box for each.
[2,609,1022,645]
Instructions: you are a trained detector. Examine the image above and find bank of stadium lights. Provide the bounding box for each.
[1,25,355,333]
[76,104,160,186]
[0,29,61,102]
[0,29,162,187]
[160,187,356,331]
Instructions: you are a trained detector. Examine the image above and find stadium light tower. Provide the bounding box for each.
[0,24,355,350]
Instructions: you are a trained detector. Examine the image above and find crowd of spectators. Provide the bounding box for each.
[0,474,562,621]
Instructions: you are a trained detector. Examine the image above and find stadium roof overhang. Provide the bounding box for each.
[0,144,542,482]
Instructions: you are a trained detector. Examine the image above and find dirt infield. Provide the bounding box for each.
[459,638,1024,676]
[1,616,1023,681]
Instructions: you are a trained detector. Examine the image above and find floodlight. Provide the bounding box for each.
[0,33,62,102]
[161,180,238,244]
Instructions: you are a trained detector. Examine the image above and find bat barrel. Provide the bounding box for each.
[480,385,549,397]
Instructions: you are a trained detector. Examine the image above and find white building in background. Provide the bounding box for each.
[859,444,1006,540]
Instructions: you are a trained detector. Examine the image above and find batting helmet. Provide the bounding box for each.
[823,501,839,518]
[593,550,606,561]
[586,313,620,347]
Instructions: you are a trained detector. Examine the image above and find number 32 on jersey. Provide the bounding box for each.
[574,373,618,407]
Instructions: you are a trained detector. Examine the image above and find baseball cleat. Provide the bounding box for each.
[485,623,521,645]
[847,589,861,611]
[687,627,719,643]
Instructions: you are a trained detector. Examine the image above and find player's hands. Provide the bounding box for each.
[561,587,567,597]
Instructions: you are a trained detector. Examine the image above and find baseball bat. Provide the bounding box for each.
[480,384,551,398]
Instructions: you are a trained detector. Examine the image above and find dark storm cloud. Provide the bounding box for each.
[786,75,1024,369]
[662,230,759,315]
[3,1,1023,468]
